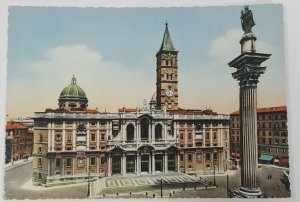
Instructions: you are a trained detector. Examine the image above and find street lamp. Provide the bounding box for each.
[213,165,216,186]
[226,174,229,198]
[160,178,163,198]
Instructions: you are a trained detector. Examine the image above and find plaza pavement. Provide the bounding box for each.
[92,172,215,198]
[4,161,290,199]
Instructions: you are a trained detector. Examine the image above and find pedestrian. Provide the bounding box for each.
[270,174,272,179]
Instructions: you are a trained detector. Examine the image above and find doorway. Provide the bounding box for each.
[155,154,163,172]
[112,156,121,174]
[141,155,149,173]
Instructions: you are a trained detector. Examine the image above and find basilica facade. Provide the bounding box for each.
[32,24,230,185]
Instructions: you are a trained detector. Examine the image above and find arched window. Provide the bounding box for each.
[126,124,134,141]
[141,119,149,140]
[155,124,162,140]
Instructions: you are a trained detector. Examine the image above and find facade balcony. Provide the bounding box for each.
[106,139,179,150]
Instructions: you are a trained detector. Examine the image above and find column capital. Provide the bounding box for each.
[232,65,266,88]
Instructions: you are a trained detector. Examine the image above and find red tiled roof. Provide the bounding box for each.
[6,121,28,129]
[45,108,98,113]
[169,108,217,115]
[45,108,69,112]
[118,107,142,112]
[231,106,287,115]
[85,109,99,113]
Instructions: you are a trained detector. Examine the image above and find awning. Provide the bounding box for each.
[259,154,273,162]
[279,157,289,166]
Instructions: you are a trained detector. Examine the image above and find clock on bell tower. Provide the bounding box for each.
[156,23,179,112]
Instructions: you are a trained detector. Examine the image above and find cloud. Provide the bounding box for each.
[178,29,277,114]
[209,28,274,62]
[28,44,119,75]
[7,44,155,118]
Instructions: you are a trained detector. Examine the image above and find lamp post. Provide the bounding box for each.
[213,165,216,186]
[227,175,229,198]
[160,178,163,198]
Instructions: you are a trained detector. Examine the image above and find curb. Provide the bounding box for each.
[5,160,33,171]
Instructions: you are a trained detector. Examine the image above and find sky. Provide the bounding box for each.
[6,4,286,119]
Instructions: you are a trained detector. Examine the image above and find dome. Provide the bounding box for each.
[59,76,87,99]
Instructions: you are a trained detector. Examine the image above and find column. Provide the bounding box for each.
[48,123,51,152]
[176,152,180,172]
[121,122,124,143]
[86,124,90,150]
[228,10,270,196]
[240,86,259,190]
[107,154,112,176]
[148,121,151,142]
[51,123,55,151]
[135,155,137,175]
[164,121,168,140]
[174,122,177,139]
[203,125,206,146]
[210,151,213,169]
[203,152,206,173]
[96,122,100,150]
[164,151,168,173]
[62,129,66,151]
[47,159,51,176]
[184,153,188,171]
[210,124,213,147]
[151,124,155,143]
[62,157,65,176]
[109,121,113,137]
[136,123,140,144]
[122,153,126,175]
[192,123,195,147]
[86,156,90,174]
[218,152,220,172]
[72,129,76,151]
[185,124,188,146]
[96,156,100,174]
[152,151,155,174]
[136,153,140,175]
[217,127,220,147]
[72,158,75,175]
[134,124,137,142]
[62,122,66,151]
[148,155,151,173]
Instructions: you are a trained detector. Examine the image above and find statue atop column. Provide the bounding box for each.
[241,5,255,34]
[239,5,257,53]
[142,99,148,111]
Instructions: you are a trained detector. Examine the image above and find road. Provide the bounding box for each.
[4,162,290,199]
[4,162,87,199]
[171,165,290,198]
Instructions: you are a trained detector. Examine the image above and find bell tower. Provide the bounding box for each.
[156,23,179,112]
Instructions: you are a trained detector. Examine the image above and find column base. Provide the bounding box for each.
[230,187,265,198]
